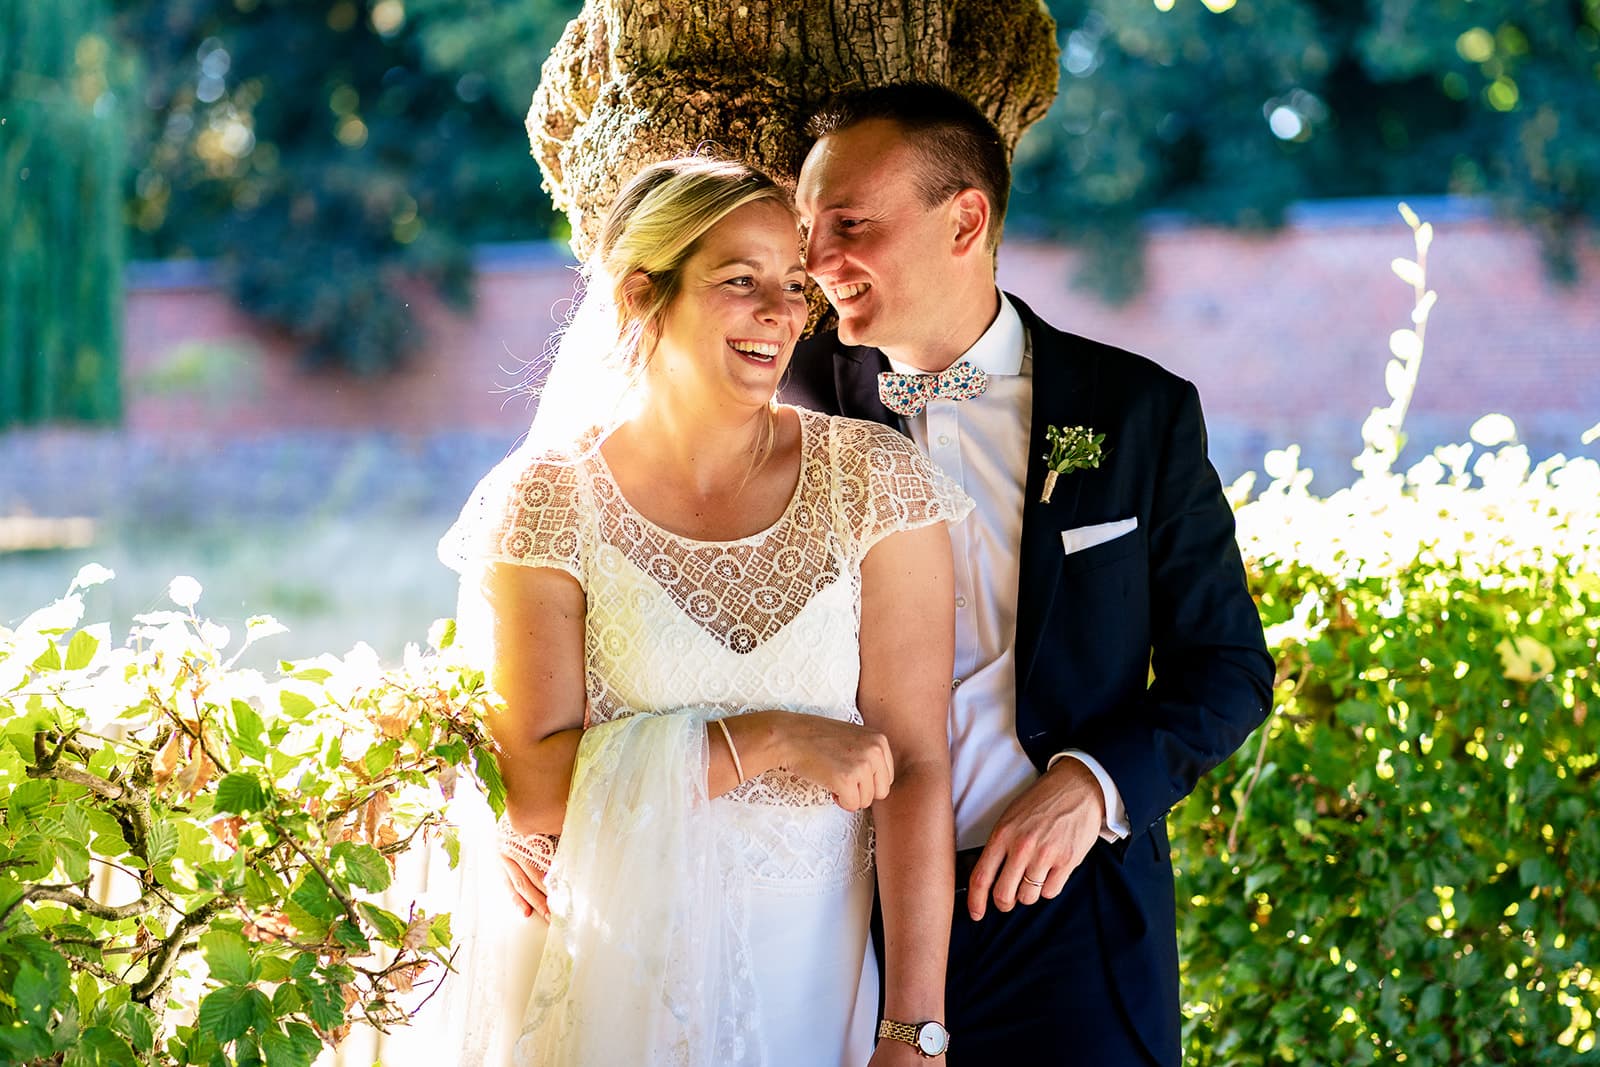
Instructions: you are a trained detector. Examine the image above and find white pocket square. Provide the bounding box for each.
[1061,517,1138,556]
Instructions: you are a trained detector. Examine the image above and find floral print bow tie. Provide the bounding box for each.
[876,361,989,417]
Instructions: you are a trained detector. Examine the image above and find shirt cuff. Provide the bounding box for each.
[1047,750,1132,842]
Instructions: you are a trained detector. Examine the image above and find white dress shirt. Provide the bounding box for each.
[886,293,1131,851]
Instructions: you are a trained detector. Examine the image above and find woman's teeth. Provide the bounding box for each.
[730,340,779,362]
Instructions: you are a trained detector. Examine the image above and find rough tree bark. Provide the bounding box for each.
[527,0,1060,259]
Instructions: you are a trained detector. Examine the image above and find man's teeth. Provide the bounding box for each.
[832,282,868,301]
[730,340,780,359]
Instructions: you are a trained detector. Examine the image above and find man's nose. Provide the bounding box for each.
[804,230,837,275]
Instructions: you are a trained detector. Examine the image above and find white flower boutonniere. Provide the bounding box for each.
[1040,424,1105,504]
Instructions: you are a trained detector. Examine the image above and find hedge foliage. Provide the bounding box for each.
[1174,435,1600,1064]
[0,574,501,1065]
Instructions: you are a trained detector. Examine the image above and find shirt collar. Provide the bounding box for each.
[885,291,1025,378]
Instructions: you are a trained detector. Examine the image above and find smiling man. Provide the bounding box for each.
[785,84,1274,1065]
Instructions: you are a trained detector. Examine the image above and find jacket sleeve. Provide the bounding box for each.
[1084,379,1275,836]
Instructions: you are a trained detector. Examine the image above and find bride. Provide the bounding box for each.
[438,156,969,1066]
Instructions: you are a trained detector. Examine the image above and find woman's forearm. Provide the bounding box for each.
[871,758,955,1020]
[498,727,584,836]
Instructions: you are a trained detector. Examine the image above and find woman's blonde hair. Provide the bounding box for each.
[592,156,793,375]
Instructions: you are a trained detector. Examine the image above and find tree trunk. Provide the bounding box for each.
[527,0,1060,259]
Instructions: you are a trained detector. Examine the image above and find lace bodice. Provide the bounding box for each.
[442,409,971,888]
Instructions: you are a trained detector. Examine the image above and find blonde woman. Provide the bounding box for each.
[439,158,969,1066]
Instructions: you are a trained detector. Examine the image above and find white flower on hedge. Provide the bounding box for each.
[1469,413,1517,447]
[167,575,204,609]
[21,594,86,638]
[69,563,116,593]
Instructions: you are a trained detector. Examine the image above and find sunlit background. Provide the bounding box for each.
[4,0,1599,662]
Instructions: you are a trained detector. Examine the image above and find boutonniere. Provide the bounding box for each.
[1040,424,1105,503]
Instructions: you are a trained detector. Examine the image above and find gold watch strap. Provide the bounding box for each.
[877,1019,923,1047]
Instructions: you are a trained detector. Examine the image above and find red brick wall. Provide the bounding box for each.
[122,210,1599,482]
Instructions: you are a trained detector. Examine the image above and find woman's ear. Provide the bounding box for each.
[621,270,654,316]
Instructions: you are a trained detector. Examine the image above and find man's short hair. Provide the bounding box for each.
[806,82,1010,250]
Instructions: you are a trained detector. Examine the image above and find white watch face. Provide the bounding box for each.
[916,1023,948,1055]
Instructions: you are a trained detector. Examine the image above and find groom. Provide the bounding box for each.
[785,84,1274,1064]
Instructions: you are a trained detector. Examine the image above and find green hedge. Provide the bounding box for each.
[0,0,127,428]
[1174,442,1600,1064]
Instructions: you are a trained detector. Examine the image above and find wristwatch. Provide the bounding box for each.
[877,1018,950,1057]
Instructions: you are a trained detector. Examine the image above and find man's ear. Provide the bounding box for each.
[621,270,654,316]
[949,188,992,259]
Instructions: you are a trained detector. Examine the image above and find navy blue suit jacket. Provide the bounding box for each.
[782,295,1273,1064]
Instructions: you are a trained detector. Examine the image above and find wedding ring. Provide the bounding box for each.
[1021,874,1046,888]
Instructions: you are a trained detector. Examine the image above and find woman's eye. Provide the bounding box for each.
[725,276,754,288]
[783,281,806,294]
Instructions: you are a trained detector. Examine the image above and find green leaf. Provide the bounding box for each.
[57,837,91,883]
[257,955,294,983]
[230,700,268,761]
[146,819,179,868]
[358,903,407,946]
[118,1003,157,1053]
[429,912,452,950]
[196,986,270,1044]
[331,841,391,893]
[278,691,316,720]
[216,772,268,814]
[288,872,343,923]
[290,668,332,684]
[200,929,256,986]
[63,631,99,671]
[332,920,370,953]
[270,982,303,1014]
[474,746,506,819]
[31,641,62,672]
[11,778,54,817]
[294,978,344,1030]
[362,741,397,778]
[260,1025,316,1067]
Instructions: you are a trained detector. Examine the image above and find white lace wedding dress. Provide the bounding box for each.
[437,408,970,1067]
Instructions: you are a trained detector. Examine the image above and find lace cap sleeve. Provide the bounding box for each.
[829,416,974,564]
[437,449,585,583]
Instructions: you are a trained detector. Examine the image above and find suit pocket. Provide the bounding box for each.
[1059,523,1143,576]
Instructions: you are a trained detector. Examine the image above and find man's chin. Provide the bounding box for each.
[835,312,877,349]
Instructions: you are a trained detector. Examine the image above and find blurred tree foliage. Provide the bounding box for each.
[113,0,1600,369]
[1,0,129,427]
[1012,0,1600,300]
[114,0,577,374]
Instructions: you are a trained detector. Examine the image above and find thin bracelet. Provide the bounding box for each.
[712,717,746,784]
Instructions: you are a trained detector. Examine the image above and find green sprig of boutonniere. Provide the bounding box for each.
[1040,424,1105,503]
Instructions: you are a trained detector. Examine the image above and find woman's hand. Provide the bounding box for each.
[500,851,550,922]
[498,826,558,922]
[866,1039,942,1067]
[736,711,894,811]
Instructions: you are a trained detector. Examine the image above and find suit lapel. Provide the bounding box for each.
[831,343,895,425]
[1015,307,1099,695]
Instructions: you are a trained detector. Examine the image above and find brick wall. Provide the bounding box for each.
[7,201,1595,524]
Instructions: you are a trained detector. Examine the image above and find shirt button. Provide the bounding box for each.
[955,596,967,608]
[937,434,952,447]
[951,678,963,690]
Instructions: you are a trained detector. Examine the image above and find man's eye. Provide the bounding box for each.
[838,219,865,231]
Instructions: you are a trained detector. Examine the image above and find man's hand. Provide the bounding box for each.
[967,757,1106,921]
